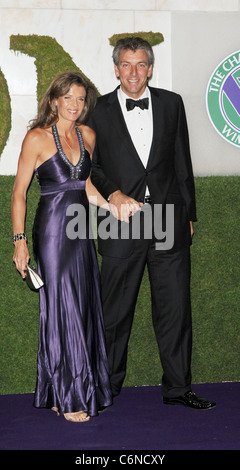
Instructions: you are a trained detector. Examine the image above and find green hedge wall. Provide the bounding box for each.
[0,175,239,394]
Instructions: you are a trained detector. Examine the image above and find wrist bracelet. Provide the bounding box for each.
[13,232,27,243]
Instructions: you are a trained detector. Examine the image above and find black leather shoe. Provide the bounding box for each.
[163,391,216,410]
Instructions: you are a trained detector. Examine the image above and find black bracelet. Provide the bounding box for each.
[13,233,27,243]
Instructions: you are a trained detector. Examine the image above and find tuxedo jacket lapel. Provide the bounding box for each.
[146,87,164,170]
[105,87,167,173]
[107,87,166,171]
[107,88,149,171]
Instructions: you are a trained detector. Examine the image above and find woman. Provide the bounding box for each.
[11,71,112,422]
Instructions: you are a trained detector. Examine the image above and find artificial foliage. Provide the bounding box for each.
[0,32,163,162]
[1,175,239,394]
[109,31,164,47]
[0,69,11,156]
[1,33,239,395]
[10,34,100,107]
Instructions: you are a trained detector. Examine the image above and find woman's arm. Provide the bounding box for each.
[80,124,112,209]
[11,130,40,278]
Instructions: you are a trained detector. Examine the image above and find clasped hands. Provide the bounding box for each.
[105,191,195,237]
[107,190,143,223]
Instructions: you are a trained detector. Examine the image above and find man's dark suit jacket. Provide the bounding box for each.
[89,85,197,258]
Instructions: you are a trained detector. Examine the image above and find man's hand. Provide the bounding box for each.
[190,221,194,238]
[108,190,142,223]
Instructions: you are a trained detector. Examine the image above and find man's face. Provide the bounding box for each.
[114,49,152,99]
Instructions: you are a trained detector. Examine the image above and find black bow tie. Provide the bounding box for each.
[126,97,149,111]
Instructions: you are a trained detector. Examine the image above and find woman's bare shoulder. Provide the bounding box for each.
[23,127,51,146]
[78,124,96,153]
[79,124,95,138]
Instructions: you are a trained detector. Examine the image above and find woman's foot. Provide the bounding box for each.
[64,411,90,422]
[51,407,60,416]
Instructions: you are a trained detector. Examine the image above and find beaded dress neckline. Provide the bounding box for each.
[52,124,85,180]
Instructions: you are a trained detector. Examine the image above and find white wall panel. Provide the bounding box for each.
[135,11,171,90]
[156,0,239,12]
[172,12,240,175]
[0,3,239,175]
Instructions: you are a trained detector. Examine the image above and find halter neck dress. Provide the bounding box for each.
[32,125,112,416]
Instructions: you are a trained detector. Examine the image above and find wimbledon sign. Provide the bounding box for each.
[206,50,240,148]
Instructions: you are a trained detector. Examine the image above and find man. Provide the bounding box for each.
[89,37,215,410]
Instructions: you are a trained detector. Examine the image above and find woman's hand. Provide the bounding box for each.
[13,241,30,278]
[108,190,142,223]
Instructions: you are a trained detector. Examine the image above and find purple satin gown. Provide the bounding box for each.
[32,125,112,416]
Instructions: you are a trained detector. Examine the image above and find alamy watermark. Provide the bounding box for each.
[66,201,174,251]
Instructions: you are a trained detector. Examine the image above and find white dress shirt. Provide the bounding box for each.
[118,87,153,197]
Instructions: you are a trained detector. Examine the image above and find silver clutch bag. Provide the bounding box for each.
[25,265,44,291]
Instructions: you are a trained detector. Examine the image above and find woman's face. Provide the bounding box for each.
[55,84,86,123]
